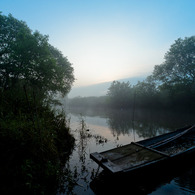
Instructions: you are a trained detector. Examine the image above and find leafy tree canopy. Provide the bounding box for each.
[105,36,195,110]
[152,36,195,91]
[0,13,74,103]
[107,81,133,108]
[0,13,75,193]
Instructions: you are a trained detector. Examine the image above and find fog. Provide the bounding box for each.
[68,75,145,98]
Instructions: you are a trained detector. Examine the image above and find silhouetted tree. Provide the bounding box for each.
[153,37,195,87]
[0,13,75,194]
[134,76,159,108]
[0,13,74,106]
[107,81,133,108]
[106,36,195,110]
[152,36,195,108]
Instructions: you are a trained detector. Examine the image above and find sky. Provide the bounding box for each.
[1,0,195,87]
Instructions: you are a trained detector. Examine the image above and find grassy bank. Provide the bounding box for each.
[0,105,75,194]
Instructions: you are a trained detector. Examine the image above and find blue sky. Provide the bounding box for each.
[1,0,195,87]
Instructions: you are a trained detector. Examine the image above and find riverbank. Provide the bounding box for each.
[0,106,75,195]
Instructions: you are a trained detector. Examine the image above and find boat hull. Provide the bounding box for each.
[90,125,195,175]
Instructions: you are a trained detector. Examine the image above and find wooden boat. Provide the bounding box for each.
[90,125,195,175]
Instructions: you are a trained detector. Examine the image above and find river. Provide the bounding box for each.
[58,107,195,195]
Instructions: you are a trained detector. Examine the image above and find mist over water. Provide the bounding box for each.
[68,76,145,98]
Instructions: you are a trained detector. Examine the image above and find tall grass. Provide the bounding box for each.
[0,96,75,194]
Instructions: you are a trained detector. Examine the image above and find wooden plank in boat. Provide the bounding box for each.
[91,143,168,173]
[90,152,123,173]
[111,143,167,170]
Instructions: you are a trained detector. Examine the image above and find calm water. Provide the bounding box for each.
[58,107,195,195]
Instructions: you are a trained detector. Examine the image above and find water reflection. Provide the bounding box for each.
[107,109,134,136]
[58,115,108,194]
[63,107,195,194]
[173,166,195,194]
[69,107,195,140]
[106,109,168,140]
[90,158,195,195]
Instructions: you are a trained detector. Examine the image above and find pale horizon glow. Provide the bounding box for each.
[1,0,195,87]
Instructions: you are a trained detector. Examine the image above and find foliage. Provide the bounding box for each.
[0,106,75,194]
[0,13,74,103]
[0,13,75,194]
[133,76,161,108]
[106,36,195,110]
[152,36,195,109]
[107,81,134,108]
[153,37,195,88]
[68,36,195,111]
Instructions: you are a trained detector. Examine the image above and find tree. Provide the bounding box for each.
[107,81,133,108]
[0,13,75,193]
[152,36,195,108]
[134,76,160,108]
[0,13,74,105]
[153,36,195,90]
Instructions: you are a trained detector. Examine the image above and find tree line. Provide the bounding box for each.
[69,36,195,111]
[0,13,75,194]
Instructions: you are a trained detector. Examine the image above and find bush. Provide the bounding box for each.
[0,105,75,194]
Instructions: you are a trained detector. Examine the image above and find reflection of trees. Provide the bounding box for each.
[106,109,168,139]
[68,107,195,140]
[133,122,166,139]
[66,108,195,193]
[107,108,195,139]
[107,109,134,136]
